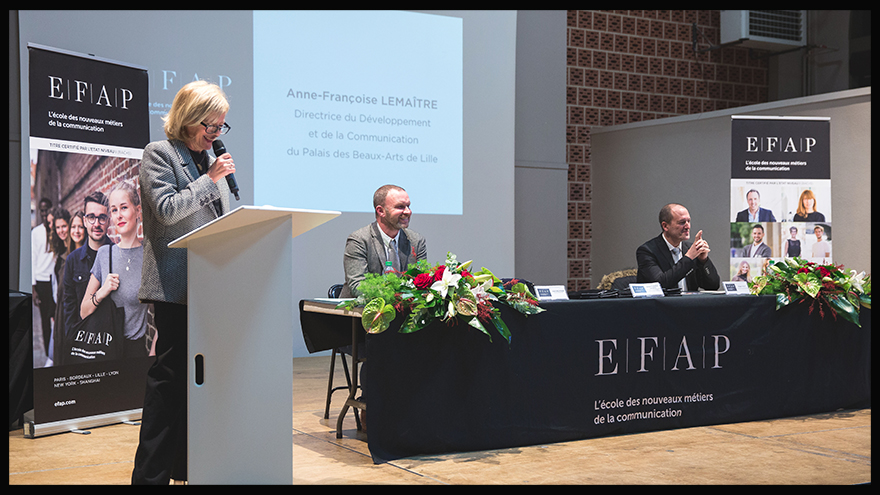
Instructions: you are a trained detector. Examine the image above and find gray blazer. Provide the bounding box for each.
[341,222,427,298]
[742,242,772,258]
[138,139,231,305]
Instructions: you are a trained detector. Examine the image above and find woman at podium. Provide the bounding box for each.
[132,80,236,485]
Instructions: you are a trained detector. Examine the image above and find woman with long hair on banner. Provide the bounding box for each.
[69,210,87,251]
[52,209,87,364]
[47,207,72,366]
[132,80,235,485]
[793,189,826,222]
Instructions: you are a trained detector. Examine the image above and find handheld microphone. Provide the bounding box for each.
[212,139,240,201]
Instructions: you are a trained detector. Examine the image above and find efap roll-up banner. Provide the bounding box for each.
[26,44,152,438]
[728,116,832,285]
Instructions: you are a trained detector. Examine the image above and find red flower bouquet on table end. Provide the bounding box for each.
[338,252,545,343]
[749,257,871,327]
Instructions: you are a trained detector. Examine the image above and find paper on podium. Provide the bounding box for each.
[168,205,340,248]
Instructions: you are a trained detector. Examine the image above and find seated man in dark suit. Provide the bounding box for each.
[636,203,720,291]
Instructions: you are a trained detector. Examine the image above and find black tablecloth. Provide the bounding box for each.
[301,295,871,463]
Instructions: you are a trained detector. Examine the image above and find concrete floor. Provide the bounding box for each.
[9,356,871,485]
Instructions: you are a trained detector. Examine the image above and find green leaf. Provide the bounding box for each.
[467,316,493,341]
[827,294,860,327]
[795,276,822,299]
[846,291,861,310]
[775,292,793,310]
[491,313,512,344]
[361,298,396,334]
[400,308,431,334]
[748,277,767,294]
[336,299,356,310]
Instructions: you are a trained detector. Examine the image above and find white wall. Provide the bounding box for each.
[514,10,568,287]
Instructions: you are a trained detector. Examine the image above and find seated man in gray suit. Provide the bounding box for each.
[341,184,428,298]
[636,203,720,291]
[340,185,427,426]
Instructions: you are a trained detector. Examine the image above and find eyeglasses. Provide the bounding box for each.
[85,214,110,225]
[199,122,231,135]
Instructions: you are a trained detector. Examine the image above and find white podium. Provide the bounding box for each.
[169,206,340,484]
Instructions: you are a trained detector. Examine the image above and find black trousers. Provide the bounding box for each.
[131,302,188,484]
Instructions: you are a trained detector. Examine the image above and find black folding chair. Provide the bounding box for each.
[323,284,363,430]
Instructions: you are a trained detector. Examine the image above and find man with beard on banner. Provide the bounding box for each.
[132,81,235,485]
[61,191,113,363]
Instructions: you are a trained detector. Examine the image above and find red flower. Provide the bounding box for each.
[476,301,494,322]
[818,266,832,278]
[433,265,446,282]
[414,273,434,289]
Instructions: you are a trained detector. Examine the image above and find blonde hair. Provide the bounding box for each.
[795,189,817,218]
[108,178,141,208]
[163,81,230,142]
[107,179,142,242]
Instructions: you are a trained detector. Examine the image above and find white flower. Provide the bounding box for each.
[849,269,867,293]
[445,300,457,320]
[470,279,497,302]
[431,268,461,298]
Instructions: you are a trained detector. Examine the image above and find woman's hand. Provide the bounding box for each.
[99,273,120,299]
[208,152,236,184]
[81,272,118,319]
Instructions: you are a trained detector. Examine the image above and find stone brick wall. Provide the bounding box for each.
[566,10,770,290]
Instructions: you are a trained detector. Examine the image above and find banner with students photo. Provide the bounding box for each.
[26,44,152,437]
[729,116,832,285]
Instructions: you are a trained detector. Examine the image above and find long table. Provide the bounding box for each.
[300,295,871,463]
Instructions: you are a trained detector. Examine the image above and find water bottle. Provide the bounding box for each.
[384,260,394,273]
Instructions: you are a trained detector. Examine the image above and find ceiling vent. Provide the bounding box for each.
[721,10,806,51]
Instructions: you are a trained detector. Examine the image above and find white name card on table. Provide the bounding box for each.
[722,281,751,295]
[535,285,569,301]
[629,282,664,298]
